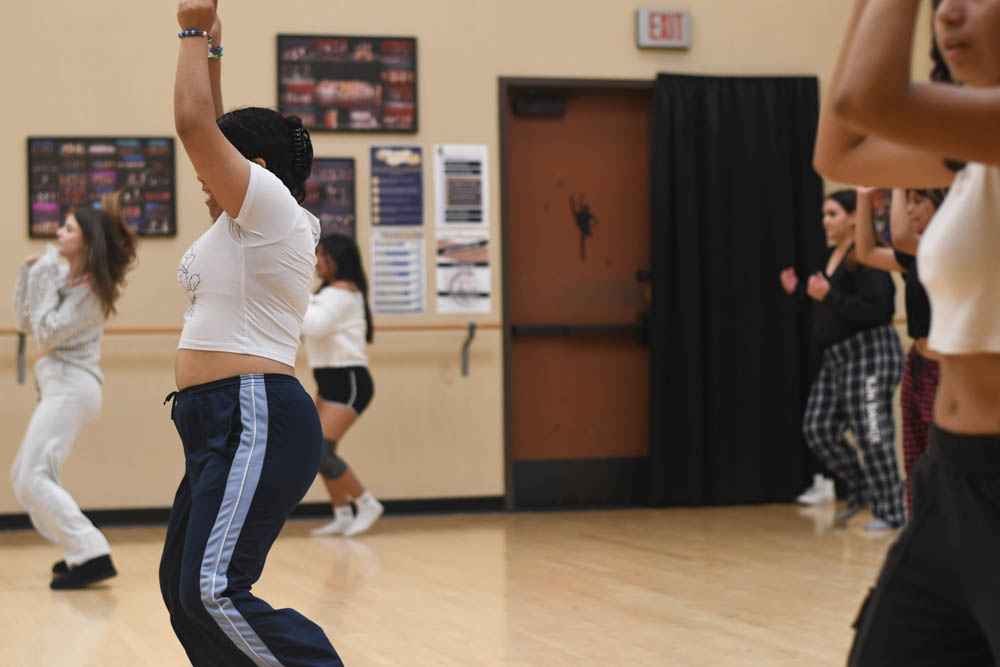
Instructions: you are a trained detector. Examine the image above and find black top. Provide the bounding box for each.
[894,250,932,339]
[793,246,896,351]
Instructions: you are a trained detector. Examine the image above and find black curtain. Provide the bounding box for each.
[649,74,826,506]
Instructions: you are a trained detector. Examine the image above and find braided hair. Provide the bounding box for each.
[217,107,313,202]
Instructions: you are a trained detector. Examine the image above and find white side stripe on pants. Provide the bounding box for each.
[199,375,282,667]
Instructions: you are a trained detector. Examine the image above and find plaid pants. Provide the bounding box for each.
[803,324,905,527]
[901,346,940,517]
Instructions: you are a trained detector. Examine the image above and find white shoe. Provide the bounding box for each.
[797,475,835,505]
[796,474,823,503]
[344,497,383,537]
[310,507,354,536]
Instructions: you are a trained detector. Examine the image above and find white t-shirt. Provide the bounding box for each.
[918,162,1000,354]
[177,161,320,367]
[302,285,369,368]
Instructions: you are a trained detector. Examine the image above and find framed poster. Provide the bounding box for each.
[303,157,356,238]
[278,35,418,133]
[27,137,176,238]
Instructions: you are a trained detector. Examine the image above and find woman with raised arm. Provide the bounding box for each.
[816,0,1000,663]
[161,1,342,664]
[11,194,136,590]
[855,186,944,517]
[780,190,904,531]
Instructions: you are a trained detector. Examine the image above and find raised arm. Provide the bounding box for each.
[208,11,223,119]
[889,188,921,256]
[175,0,249,219]
[814,0,956,187]
[832,0,1000,180]
[855,187,906,273]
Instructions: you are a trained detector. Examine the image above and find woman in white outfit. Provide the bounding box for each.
[11,194,137,589]
[304,233,383,537]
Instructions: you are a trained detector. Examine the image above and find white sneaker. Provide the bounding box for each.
[344,497,383,537]
[310,506,354,536]
[797,475,835,505]
[796,474,823,503]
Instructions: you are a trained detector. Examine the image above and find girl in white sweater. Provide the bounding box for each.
[12,193,136,589]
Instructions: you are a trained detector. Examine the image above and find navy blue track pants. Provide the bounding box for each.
[160,374,343,666]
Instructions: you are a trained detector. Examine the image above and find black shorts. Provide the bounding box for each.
[313,366,374,415]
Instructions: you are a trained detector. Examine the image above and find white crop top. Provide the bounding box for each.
[302,285,369,368]
[177,161,320,366]
[918,162,1000,354]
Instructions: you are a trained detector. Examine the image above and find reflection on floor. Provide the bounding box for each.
[0,505,897,666]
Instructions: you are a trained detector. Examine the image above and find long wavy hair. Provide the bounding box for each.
[72,192,138,317]
[317,234,374,343]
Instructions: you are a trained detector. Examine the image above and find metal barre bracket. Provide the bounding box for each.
[461,322,478,377]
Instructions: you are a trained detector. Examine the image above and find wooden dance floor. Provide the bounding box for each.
[0,505,894,666]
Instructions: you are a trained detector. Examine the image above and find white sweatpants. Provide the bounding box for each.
[10,356,110,566]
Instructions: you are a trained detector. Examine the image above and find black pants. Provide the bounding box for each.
[849,426,1000,666]
[160,374,343,666]
[803,324,905,526]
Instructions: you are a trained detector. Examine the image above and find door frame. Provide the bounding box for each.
[498,77,655,509]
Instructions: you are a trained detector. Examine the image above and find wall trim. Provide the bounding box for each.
[0,495,506,531]
[514,457,650,508]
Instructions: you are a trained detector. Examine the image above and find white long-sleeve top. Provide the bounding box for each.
[302,285,369,368]
[12,244,105,382]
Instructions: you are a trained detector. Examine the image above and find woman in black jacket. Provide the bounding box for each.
[781,189,905,530]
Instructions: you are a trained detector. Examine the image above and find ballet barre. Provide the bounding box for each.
[4,322,501,381]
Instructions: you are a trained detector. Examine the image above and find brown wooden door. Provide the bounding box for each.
[504,85,651,506]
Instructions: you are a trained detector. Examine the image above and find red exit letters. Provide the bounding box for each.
[648,11,685,41]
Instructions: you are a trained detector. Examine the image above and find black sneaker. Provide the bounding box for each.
[50,555,117,590]
[52,560,68,575]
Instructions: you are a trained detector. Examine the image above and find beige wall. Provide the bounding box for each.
[0,1,933,513]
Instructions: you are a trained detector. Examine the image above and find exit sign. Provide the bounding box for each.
[636,8,692,49]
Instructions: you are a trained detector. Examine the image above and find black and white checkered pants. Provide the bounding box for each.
[803,324,905,527]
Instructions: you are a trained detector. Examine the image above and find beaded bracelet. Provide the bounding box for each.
[178,29,212,41]
[208,45,224,59]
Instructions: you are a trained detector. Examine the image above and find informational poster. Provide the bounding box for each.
[436,230,491,314]
[370,230,426,314]
[277,35,417,132]
[303,157,355,238]
[27,137,175,238]
[371,146,423,226]
[433,144,488,227]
